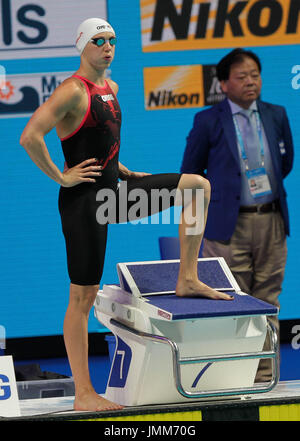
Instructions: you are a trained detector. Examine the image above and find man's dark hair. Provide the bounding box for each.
[216,48,262,82]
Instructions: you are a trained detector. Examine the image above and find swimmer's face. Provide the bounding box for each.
[83,31,116,68]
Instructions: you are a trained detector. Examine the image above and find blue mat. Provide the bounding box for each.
[145,293,278,320]
[119,260,233,294]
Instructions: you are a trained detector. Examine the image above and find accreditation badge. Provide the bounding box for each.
[246,167,272,198]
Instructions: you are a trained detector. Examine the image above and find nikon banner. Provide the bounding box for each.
[141,0,300,52]
[144,65,204,110]
[144,64,225,110]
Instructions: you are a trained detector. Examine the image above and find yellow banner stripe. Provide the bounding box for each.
[78,409,202,421]
[259,403,300,421]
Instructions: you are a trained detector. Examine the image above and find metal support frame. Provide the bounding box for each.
[110,317,279,400]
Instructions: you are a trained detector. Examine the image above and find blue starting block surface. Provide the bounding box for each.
[144,293,278,320]
[117,258,278,319]
[117,258,237,296]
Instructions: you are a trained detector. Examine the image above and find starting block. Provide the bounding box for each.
[94,257,279,406]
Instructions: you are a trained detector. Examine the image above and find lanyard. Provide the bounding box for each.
[233,110,265,170]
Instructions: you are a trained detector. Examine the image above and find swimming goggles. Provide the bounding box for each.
[89,37,117,47]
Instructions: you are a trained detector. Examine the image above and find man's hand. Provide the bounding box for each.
[61,158,102,187]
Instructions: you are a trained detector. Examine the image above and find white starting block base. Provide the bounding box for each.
[101,314,270,406]
[94,258,279,407]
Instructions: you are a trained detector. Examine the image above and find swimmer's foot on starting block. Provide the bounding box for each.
[176,278,234,300]
[74,390,123,412]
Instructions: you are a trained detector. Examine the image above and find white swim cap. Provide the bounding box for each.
[76,18,116,54]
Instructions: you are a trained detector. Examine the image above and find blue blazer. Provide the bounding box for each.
[181,99,294,239]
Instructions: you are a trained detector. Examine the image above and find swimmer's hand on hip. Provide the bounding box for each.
[61,158,102,187]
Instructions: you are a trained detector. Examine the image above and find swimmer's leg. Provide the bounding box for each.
[63,283,123,411]
[176,174,233,300]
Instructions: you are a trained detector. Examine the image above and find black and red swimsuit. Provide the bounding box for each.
[61,75,121,190]
[58,75,181,285]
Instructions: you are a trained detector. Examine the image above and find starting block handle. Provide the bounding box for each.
[110,319,279,400]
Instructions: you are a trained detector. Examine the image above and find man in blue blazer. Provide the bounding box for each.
[181,48,294,382]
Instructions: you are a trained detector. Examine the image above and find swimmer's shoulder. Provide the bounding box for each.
[50,75,87,109]
[106,78,119,95]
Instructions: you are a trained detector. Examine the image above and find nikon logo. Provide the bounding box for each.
[143,65,204,110]
[141,0,300,52]
[148,90,200,108]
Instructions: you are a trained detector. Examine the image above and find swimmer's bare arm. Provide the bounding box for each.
[20,78,101,187]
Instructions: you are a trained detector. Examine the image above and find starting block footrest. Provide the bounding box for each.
[110,318,279,399]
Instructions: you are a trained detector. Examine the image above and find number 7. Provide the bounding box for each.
[116,350,125,379]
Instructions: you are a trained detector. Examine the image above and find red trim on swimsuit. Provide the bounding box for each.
[60,75,91,141]
[60,75,117,141]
